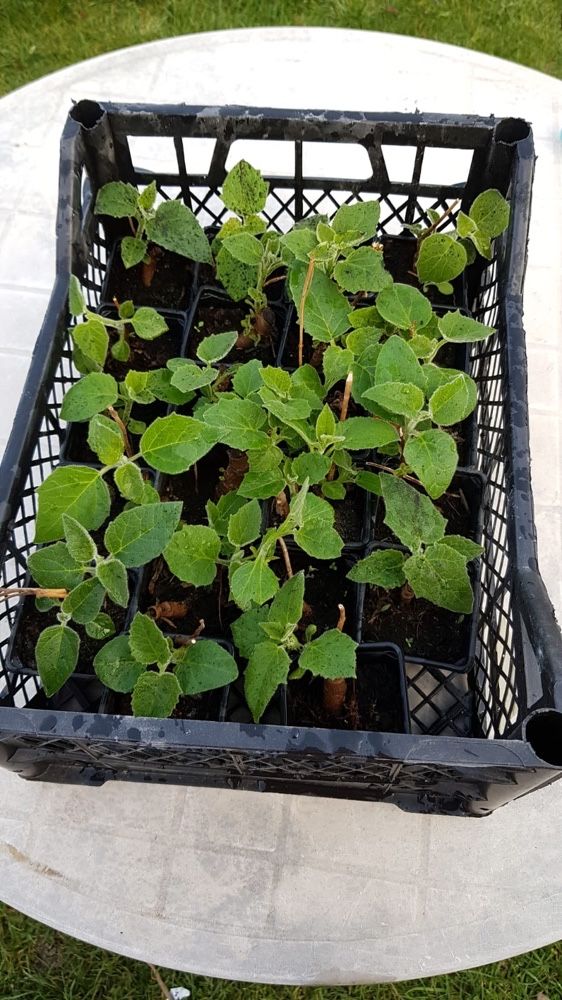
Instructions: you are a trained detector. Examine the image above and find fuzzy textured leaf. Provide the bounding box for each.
[61,373,118,422]
[68,275,86,316]
[322,345,354,392]
[417,234,467,286]
[294,494,343,559]
[35,467,110,543]
[202,397,269,450]
[227,499,262,547]
[364,381,425,419]
[469,189,510,238]
[376,283,432,332]
[36,624,79,696]
[375,336,426,391]
[131,671,181,718]
[230,558,279,610]
[196,331,238,364]
[437,310,495,344]
[222,232,263,265]
[405,544,474,614]
[146,199,212,263]
[339,416,399,451]
[231,607,270,660]
[95,181,138,218]
[163,524,220,586]
[289,263,350,343]
[222,160,269,216]
[215,246,257,302]
[333,247,391,293]
[62,513,96,564]
[121,237,147,269]
[93,635,145,693]
[28,542,82,591]
[438,535,483,561]
[62,577,105,625]
[244,641,290,723]
[404,430,458,500]
[129,612,170,666]
[72,319,109,372]
[104,502,182,568]
[174,640,238,695]
[87,413,124,465]
[299,629,357,679]
[348,549,407,587]
[140,414,217,473]
[380,473,446,551]
[429,373,477,426]
[130,307,168,341]
[332,201,380,240]
[96,557,129,608]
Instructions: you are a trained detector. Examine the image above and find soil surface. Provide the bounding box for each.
[187,302,279,364]
[138,558,238,638]
[279,321,325,369]
[268,484,366,547]
[224,675,286,725]
[361,583,471,664]
[103,321,184,381]
[104,244,194,309]
[372,473,481,542]
[287,656,406,732]
[113,685,224,721]
[275,550,355,636]
[382,235,463,308]
[12,593,128,674]
[159,446,241,524]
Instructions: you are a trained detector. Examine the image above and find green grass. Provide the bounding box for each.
[1,902,561,1000]
[0,0,560,95]
[0,2,560,996]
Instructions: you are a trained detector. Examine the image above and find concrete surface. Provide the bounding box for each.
[0,28,560,985]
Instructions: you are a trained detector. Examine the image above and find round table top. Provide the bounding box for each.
[0,28,561,987]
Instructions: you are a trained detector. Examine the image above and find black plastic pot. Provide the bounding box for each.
[185,286,290,368]
[0,103,561,817]
[101,241,196,311]
[381,232,469,311]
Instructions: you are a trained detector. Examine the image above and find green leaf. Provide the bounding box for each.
[68,275,85,316]
[404,544,474,614]
[85,613,115,641]
[174,640,238,695]
[417,234,467,286]
[206,492,248,535]
[138,180,157,211]
[348,306,381,329]
[281,227,317,262]
[230,558,279,610]
[422,363,464,398]
[322,345,354,392]
[339,416,399,451]
[62,577,105,624]
[202,397,268,451]
[130,307,168,341]
[227,499,262,547]
[375,335,426,391]
[289,264,350,343]
[364,382,424,419]
[380,473,446,551]
[163,524,220,586]
[60,373,118,422]
[437,310,494,343]
[118,300,135,321]
[334,247,392,293]
[96,557,129,607]
[376,283,432,332]
[114,463,154,504]
[35,466,111,543]
[244,641,290,722]
[294,494,343,559]
[346,327,382,356]
[62,513,96,564]
[222,160,269,216]
[146,368,194,406]
[215,246,257,302]
[105,502,182,568]
[231,607,271,659]
[72,319,109,372]
[292,452,332,486]
[93,634,145,693]
[146,199,212,263]
[467,229,492,260]
[438,535,483,561]
[131,671,181,718]
[299,629,357,680]
[316,403,336,441]
[28,542,83,590]
[409,334,438,359]
[355,470,382,495]
[121,236,147,269]
[429,373,477,426]
[87,413,124,465]
[332,200,380,240]
[239,454,285,499]
[260,366,291,396]
[348,549,407,587]
[268,571,305,633]
[403,430,458,499]
[259,387,311,424]
[129,612,170,667]
[95,181,139,218]
[196,331,238,364]
[456,210,477,238]
[36,624,79,696]
[168,359,217,393]
[232,358,264,398]
[124,370,155,405]
[469,189,510,238]
[111,336,130,363]
[290,367,324,410]
[222,232,264,265]
[140,414,217,473]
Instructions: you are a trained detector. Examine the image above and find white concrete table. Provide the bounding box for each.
[0,29,561,986]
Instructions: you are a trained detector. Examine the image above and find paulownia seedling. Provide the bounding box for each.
[231,571,357,722]
[68,276,169,369]
[94,179,212,284]
[93,611,238,718]
[348,474,483,614]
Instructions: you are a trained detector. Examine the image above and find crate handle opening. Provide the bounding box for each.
[493,118,531,145]
[524,709,562,767]
[70,100,105,130]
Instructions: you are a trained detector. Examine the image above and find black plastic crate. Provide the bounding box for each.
[0,103,561,817]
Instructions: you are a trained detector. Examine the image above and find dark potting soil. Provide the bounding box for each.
[12,593,128,674]
[326,383,361,420]
[62,401,167,464]
[159,446,246,523]
[373,475,479,542]
[382,236,460,308]
[103,323,184,382]
[361,584,470,664]
[279,321,325,369]
[287,657,405,732]
[104,245,194,309]
[275,550,355,636]
[269,485,365,546]
[224,675,285,725]
[187,304,279,364]
[113,686,223,721]
[138,558,238,638]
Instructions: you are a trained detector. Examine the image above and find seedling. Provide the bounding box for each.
[93,612,238,718]
[68,276,169,368]
[94,179,212,283]
[348,474,483,614]
[231,571,357,722]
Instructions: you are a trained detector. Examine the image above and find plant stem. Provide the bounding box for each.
[419,198,461,241]
[323,603,347,716]
[278,537,293,579]
[148,964,173,1000]
[0,587,68,599]
[107,405,133,459]
[327,371,353,482]
[298,256,315,367]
